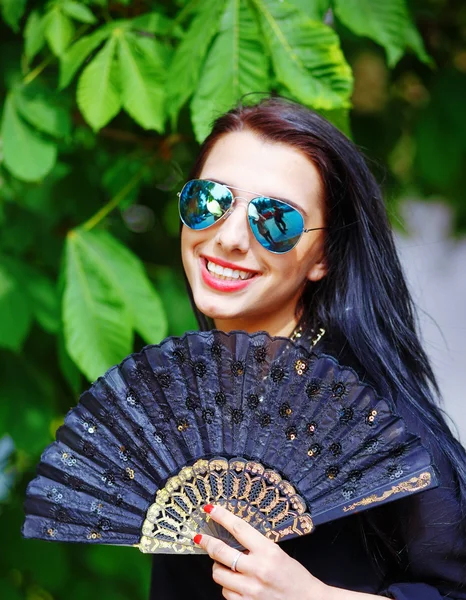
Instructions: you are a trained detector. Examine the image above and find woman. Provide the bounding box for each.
[150,98,466,599]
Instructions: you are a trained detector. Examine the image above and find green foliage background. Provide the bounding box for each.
[0,0,464,598]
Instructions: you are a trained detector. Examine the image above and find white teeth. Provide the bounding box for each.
[207,261,254,281]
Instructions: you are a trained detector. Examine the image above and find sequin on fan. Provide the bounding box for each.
[307,443,322,457]
[231,361,245,376]
[306,421,317,435]
[210,342,222,361]
[279,403,292,418]
[271,365,286,383]
[365,409,378,425]
[329,442,342,457]
[156,372,172,388]
[247,394,260,409]
[253,346,267,363]
[215,392,227,407]
[326,466,340,479]
[286,426,297,440]
[259,413,272,427]
[193,361,207,377]
[305,380,321,399]
[177,419,189,432]
[231,408,244,424]
[331,382,347,398]
[339,408,354,424]
[295,359,308,375]
[202,408,214,424]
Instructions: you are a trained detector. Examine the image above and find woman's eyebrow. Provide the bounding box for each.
[203,178,309,217]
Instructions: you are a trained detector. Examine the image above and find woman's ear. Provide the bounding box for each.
[306,255,327,282]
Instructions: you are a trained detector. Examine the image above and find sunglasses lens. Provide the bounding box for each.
[247,198,304,253]
[179,180,232,230]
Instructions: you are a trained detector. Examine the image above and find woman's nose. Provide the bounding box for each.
[214,201,251,253]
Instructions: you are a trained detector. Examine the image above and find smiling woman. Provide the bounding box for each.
[150,98,466,600]
[181,129,328,335]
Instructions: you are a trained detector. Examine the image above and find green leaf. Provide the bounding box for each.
[45,7,75,57]
[167,0,227,123]
[130,11,181,36]
[63,229,132,381]
[1,0,27,32]
[63,0,97,24]
[15,88,71,138]
[59,25,114,89]
[334,0,428,67]
[251,0,353,110]
[74,229,167,345]
[1,93,57,182]
[117,32,165,132]
[191,0,269,141]
[0,265,32,351]
[57,326,81,394]
[76,35,121,131]
[1,256,60,334]
[415,72,466,189]
[404,21,431,66]
[24,10,47,62]
[153,266,197,336]
[318,108,351,136]
[0,580,21,600]
[288,0,330,20]
[0,355,56,456]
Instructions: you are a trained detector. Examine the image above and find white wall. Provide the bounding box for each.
[395,200,466,443]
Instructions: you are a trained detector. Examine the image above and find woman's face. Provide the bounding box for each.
[181,130,327,336]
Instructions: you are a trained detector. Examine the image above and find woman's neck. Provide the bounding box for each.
[213,314,299,338]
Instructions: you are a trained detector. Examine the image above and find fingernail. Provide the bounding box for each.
[193,534,202,545]
[203,504,215,514]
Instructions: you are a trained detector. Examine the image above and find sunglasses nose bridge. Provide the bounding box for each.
[223,195,250,219]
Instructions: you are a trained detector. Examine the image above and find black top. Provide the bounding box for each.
[149,335,466,599]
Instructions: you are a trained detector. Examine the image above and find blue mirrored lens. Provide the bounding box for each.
[247,198,304,253]
[179,180,232,230]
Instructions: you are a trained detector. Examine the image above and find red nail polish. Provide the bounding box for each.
[193,534,202,545]
[204,504,215,514]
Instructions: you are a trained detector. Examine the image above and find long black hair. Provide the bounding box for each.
[184,96,466,506]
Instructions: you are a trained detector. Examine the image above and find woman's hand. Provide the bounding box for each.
[193,503,328,600]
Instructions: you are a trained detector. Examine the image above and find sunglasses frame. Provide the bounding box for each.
[178,179,327,254]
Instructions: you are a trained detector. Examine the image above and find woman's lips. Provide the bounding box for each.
[200,258,258,292]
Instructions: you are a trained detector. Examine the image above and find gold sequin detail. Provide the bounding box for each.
[343,472,432,512]
[368,409,377,423]
[294,359,308,375]
[126,467,135,480]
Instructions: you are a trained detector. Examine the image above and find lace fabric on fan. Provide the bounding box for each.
[22,330,437,553]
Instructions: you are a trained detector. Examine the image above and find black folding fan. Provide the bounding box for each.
[22,330,437,554]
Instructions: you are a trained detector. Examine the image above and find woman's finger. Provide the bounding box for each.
[212,562,248,593]
[203,504,268,553]
[194,532,252,574]
[222,589,242,600]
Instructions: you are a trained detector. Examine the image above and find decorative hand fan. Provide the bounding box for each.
[23,330,437,554]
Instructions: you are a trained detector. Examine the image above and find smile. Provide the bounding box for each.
[206,260,254,281]
[200,257,259,292]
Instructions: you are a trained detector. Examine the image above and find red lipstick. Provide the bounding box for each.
[203,255,258,274]
[200,258,258,292]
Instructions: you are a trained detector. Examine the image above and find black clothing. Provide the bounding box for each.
[149,334,466,599]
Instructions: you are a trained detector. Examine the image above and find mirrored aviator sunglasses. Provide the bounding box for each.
[178,179,326,254]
